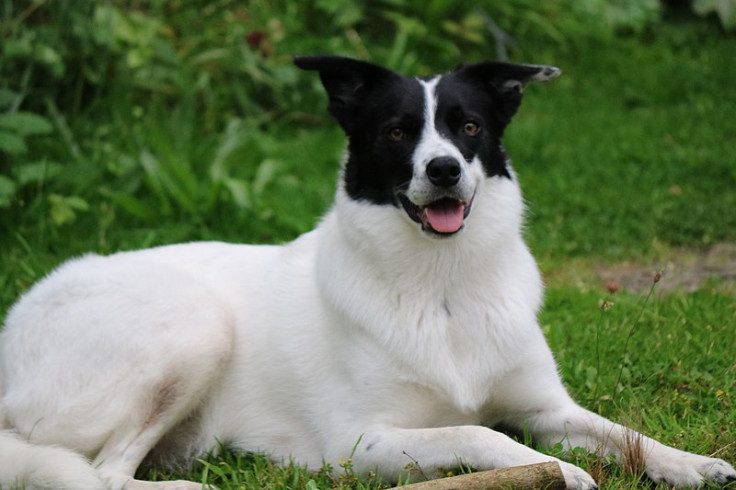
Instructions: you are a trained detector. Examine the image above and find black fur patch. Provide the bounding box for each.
[342,76,425,205]
[295,56,553,207]
[434,72,513,180]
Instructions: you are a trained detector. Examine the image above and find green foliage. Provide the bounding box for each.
[0,90,55,207]
[2,0,714,241]
[693,0,736,29]
[0,2,735,489]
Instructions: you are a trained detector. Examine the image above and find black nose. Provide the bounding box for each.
[426,157,462,188]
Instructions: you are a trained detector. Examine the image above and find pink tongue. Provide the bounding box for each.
[426,204,465,233]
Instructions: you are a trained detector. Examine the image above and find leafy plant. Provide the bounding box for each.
[0,89,55,207]
[692,0,736,29]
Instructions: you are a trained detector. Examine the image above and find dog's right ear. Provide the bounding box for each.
[294,56,400,133]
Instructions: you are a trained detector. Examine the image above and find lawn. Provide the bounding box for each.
[0,2,734,489]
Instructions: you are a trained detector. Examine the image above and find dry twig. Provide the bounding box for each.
[387,462,566,490]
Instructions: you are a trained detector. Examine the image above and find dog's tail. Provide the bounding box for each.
[0,388,105,489]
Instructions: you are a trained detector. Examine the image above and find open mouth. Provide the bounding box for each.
[398,194,473,236]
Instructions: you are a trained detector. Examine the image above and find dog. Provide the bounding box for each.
[0,56,734,490]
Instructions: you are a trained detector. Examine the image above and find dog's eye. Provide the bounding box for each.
[462,122,480,135]
[388,127,406,141]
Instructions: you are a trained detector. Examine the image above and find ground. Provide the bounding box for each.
[544,243,736,296]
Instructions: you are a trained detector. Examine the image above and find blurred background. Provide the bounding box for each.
[0,0,734,282]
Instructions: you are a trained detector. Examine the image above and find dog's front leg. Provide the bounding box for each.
[524,402,736,488]
[345,426,597,489]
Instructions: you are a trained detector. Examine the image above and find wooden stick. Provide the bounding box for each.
[387,462,567,490]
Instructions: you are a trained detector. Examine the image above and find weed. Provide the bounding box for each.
[616,427,647,479]
[612,270,663,395]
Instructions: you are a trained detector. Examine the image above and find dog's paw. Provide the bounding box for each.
[646,445,736,488]
[558,461,598,490]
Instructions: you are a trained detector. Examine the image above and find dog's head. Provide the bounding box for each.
[295,56,559,238]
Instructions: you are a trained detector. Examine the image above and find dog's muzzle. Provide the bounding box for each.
[398,194,474,236]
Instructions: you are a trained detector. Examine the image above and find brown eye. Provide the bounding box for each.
[463,122,480,135]
[388,127,406,141]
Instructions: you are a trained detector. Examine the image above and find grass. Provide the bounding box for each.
[510,18,736,259]
[1,4,735,490]
[542,282,736,489]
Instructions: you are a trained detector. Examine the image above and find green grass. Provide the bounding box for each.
[1,3,735,489]
[144,450,387,490]
[545,284,736,454]
[510,19,736,259]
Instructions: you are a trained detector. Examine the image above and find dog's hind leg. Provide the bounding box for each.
[94,401,208,490]
[92,322,233,490]
[1,256,234,489]
[93,348,230,490]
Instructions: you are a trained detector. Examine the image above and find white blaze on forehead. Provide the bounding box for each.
[414,76,465,167]
[403,76,483,232]
[420,76,441,132]
[404,75,482,208]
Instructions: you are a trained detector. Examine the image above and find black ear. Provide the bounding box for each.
[294,55,400,132]
[454,61,561,124]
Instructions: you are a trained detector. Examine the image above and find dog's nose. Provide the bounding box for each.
[426,157,461,188]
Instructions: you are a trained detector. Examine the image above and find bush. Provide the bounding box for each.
[0,0,732,246]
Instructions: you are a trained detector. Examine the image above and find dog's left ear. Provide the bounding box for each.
[294,55,400,133]
[455,61,561,125]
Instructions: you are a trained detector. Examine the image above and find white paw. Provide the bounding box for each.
[558,460,598,490]
[646,445,736,488]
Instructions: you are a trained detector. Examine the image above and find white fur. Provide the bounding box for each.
[1,79,734,490]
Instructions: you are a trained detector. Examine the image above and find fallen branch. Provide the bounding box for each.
[388,462,566,490]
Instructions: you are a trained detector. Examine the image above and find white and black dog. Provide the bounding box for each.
[0,56,734,490]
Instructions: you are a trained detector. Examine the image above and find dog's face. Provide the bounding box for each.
[295,56,559,237]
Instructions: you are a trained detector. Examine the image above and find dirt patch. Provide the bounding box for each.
[596,243,736,295]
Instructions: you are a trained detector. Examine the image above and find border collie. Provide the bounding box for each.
[0,56,733,490]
